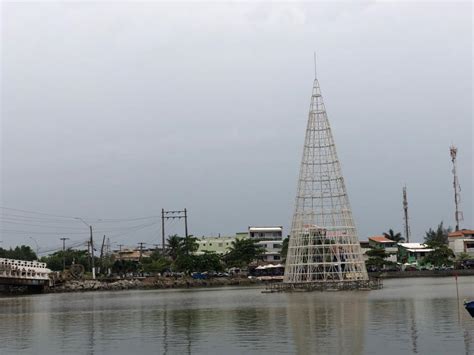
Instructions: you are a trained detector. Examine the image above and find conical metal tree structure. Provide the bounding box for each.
[284,73,368,285]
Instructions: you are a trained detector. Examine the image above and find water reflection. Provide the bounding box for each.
[0,278,473,354]
[287,292,366,354]
[0,296,35,352]
[408,300,418,354]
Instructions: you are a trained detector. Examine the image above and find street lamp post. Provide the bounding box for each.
[60,237,69,271]
[29,237,40,257]
[75,217,96,280]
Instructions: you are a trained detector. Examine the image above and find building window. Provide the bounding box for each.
[274,256,281,260]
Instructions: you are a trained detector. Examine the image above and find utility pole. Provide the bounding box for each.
[75,217,96,279]
[100,235,106,260]
[118,244,124,260]
[402,186,410,243]
[161,208,165,256]
[184,208,188,238]
[29,237,39,257]
[105,237,111,276]
[90,225,96,279]
[99,235,106,274]
[138,242,146,261]
[60,237,69,271]
[161,208,189,255]
[450,145,463,231]
[87,240,91,271]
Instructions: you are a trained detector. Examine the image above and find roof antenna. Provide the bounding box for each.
[313,52,317,79]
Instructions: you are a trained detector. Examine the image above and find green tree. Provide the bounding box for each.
[193,251,223,272]
[423,245,454,267]
[167,235,183,261]
[422,222,454,267]
[224,238,264,267]
[383,229,404,243]
[280,236,289,261]
[424,222,451,247]
[166,234,200,272]
[111,259,139,275]
[40,249,90,271]
[181,235,198,256]
[457,252,471,261]
[0,245,38,261]
[141,257,171,274]
[174,254,196,273]
[365,248,392,271]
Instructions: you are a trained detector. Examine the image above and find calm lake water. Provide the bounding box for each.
[0,277,473,354]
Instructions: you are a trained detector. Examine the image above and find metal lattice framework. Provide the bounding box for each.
[284,75,368,284]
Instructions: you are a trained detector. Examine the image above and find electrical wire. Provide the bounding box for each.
[0,206,164,254]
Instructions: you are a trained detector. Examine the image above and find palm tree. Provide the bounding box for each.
[181,235,198,256]
[383,229,404,243]
[167,235,183,261]
[224,238,264,267]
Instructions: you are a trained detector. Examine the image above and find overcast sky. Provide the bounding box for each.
[1,1,472,251]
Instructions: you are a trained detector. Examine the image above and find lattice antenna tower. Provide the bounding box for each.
[284,59,368,285]
[450,145,463,231]
[402,186,410,243]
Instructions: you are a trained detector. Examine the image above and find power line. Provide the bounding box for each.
[0,207,77,219]
[0,220,161,235]
[0,220,90,230]
[0,207,160,223]
[107,221,161,241]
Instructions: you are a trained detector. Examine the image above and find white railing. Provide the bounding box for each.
[0,258,51,281]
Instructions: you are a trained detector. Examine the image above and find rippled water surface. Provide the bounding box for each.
[1,277,473,354]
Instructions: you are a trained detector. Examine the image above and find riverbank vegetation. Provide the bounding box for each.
[36,235,265,278]
[0,245,37,261]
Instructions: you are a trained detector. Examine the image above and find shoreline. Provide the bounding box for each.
[48,269,474,294]
[3,269,474,296]
[369,268,474,279]
[45,276,262,294]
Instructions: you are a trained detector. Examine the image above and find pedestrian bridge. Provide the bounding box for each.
[0,258,52,290]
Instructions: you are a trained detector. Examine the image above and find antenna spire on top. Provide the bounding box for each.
[313,52,317,79]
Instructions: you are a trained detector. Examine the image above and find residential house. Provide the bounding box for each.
[398,243,434,265]
[448,229,474,257]
[114,248,152,262]
[368,235,398,263]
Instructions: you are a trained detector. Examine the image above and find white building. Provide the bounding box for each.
[195,236,238,255]
[398,243,434,265]
[448,229,474,257]
[248,226,283,240]
[256,240,283,263]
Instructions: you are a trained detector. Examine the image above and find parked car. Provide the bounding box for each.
[462,260,474,269]
[191,272,208,280]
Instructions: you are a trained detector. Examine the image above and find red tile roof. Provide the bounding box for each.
[448,229,474,238]
[369,235,395,243]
